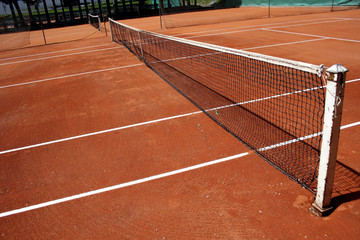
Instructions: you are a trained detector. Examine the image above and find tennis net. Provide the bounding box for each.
[88,14,102,31]
[109,19,329,191]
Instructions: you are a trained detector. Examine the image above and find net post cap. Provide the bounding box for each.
[326,64,348,74]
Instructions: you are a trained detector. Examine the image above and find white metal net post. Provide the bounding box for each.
[311,64,348,216]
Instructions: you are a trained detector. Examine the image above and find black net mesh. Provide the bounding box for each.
[88,14,101,30]
[110,20,326,191]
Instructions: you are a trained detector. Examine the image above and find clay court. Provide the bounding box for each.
[0,7,359,239]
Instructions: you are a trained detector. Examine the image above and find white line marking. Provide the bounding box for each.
[241,38,327,51]
[0,152,250,218]
[172,18,340,37]
[187,28,257,38]
[340,121,360,129]
[0,82,322,154]
[0,63,143,89]
[347,78,360,83]
[0,46,122,66]
[259,121,360,151]
[1,120,359,218]
[1,33,25,43]
[0,43,116,62]
[263,28,360,43]
[266,19,349,30]
[186,19,348,40]
[0,110,202,155]
[258,132,322,152]
[1,78,358,154]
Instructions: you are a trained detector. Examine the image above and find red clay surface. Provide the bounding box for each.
[0,8,359,239]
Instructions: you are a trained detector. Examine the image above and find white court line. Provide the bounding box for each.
[0,63,143,89]
[0,110,202,155]
[241,38,327,51]
[1,33,25,44]
[259,121,360,152]
[263,28,360,43]
[341,121,360,129]
[0,18,353,88]
[0,83,320,154]
[172,18,339,37]
[0,43,116,62]
[0,46,122,66]
[0,152,250,218]
[1,78,359,155]
[186,19,348,39]
[0,120,359,218]
[347,78,360,83]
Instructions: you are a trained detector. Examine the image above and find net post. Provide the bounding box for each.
[311,64,348,217]
[109,18,114,42]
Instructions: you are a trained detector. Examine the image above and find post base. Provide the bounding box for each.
[310,203,333,217]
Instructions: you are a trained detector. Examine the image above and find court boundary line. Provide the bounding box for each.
[0,121,359,218]
[0,35,340,89]
[186,19,353,41]
[0,63,143,89]
[0,17,355,66]
[241,38,327,51]
[1,78,359,155]
[263,28,360,43]
[0,14,359,219]
[0,152,250,218]
[0,18,355,89]
[0,110,203,155]
[0,35,325,89]
[0,43,116,62]
[1,33,26,43]
[172,18,341,37]
[0,46,122,66]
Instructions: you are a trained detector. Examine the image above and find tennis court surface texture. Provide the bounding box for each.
[1,7,360,239]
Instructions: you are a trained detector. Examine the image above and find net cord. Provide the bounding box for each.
[109,18,324,76]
